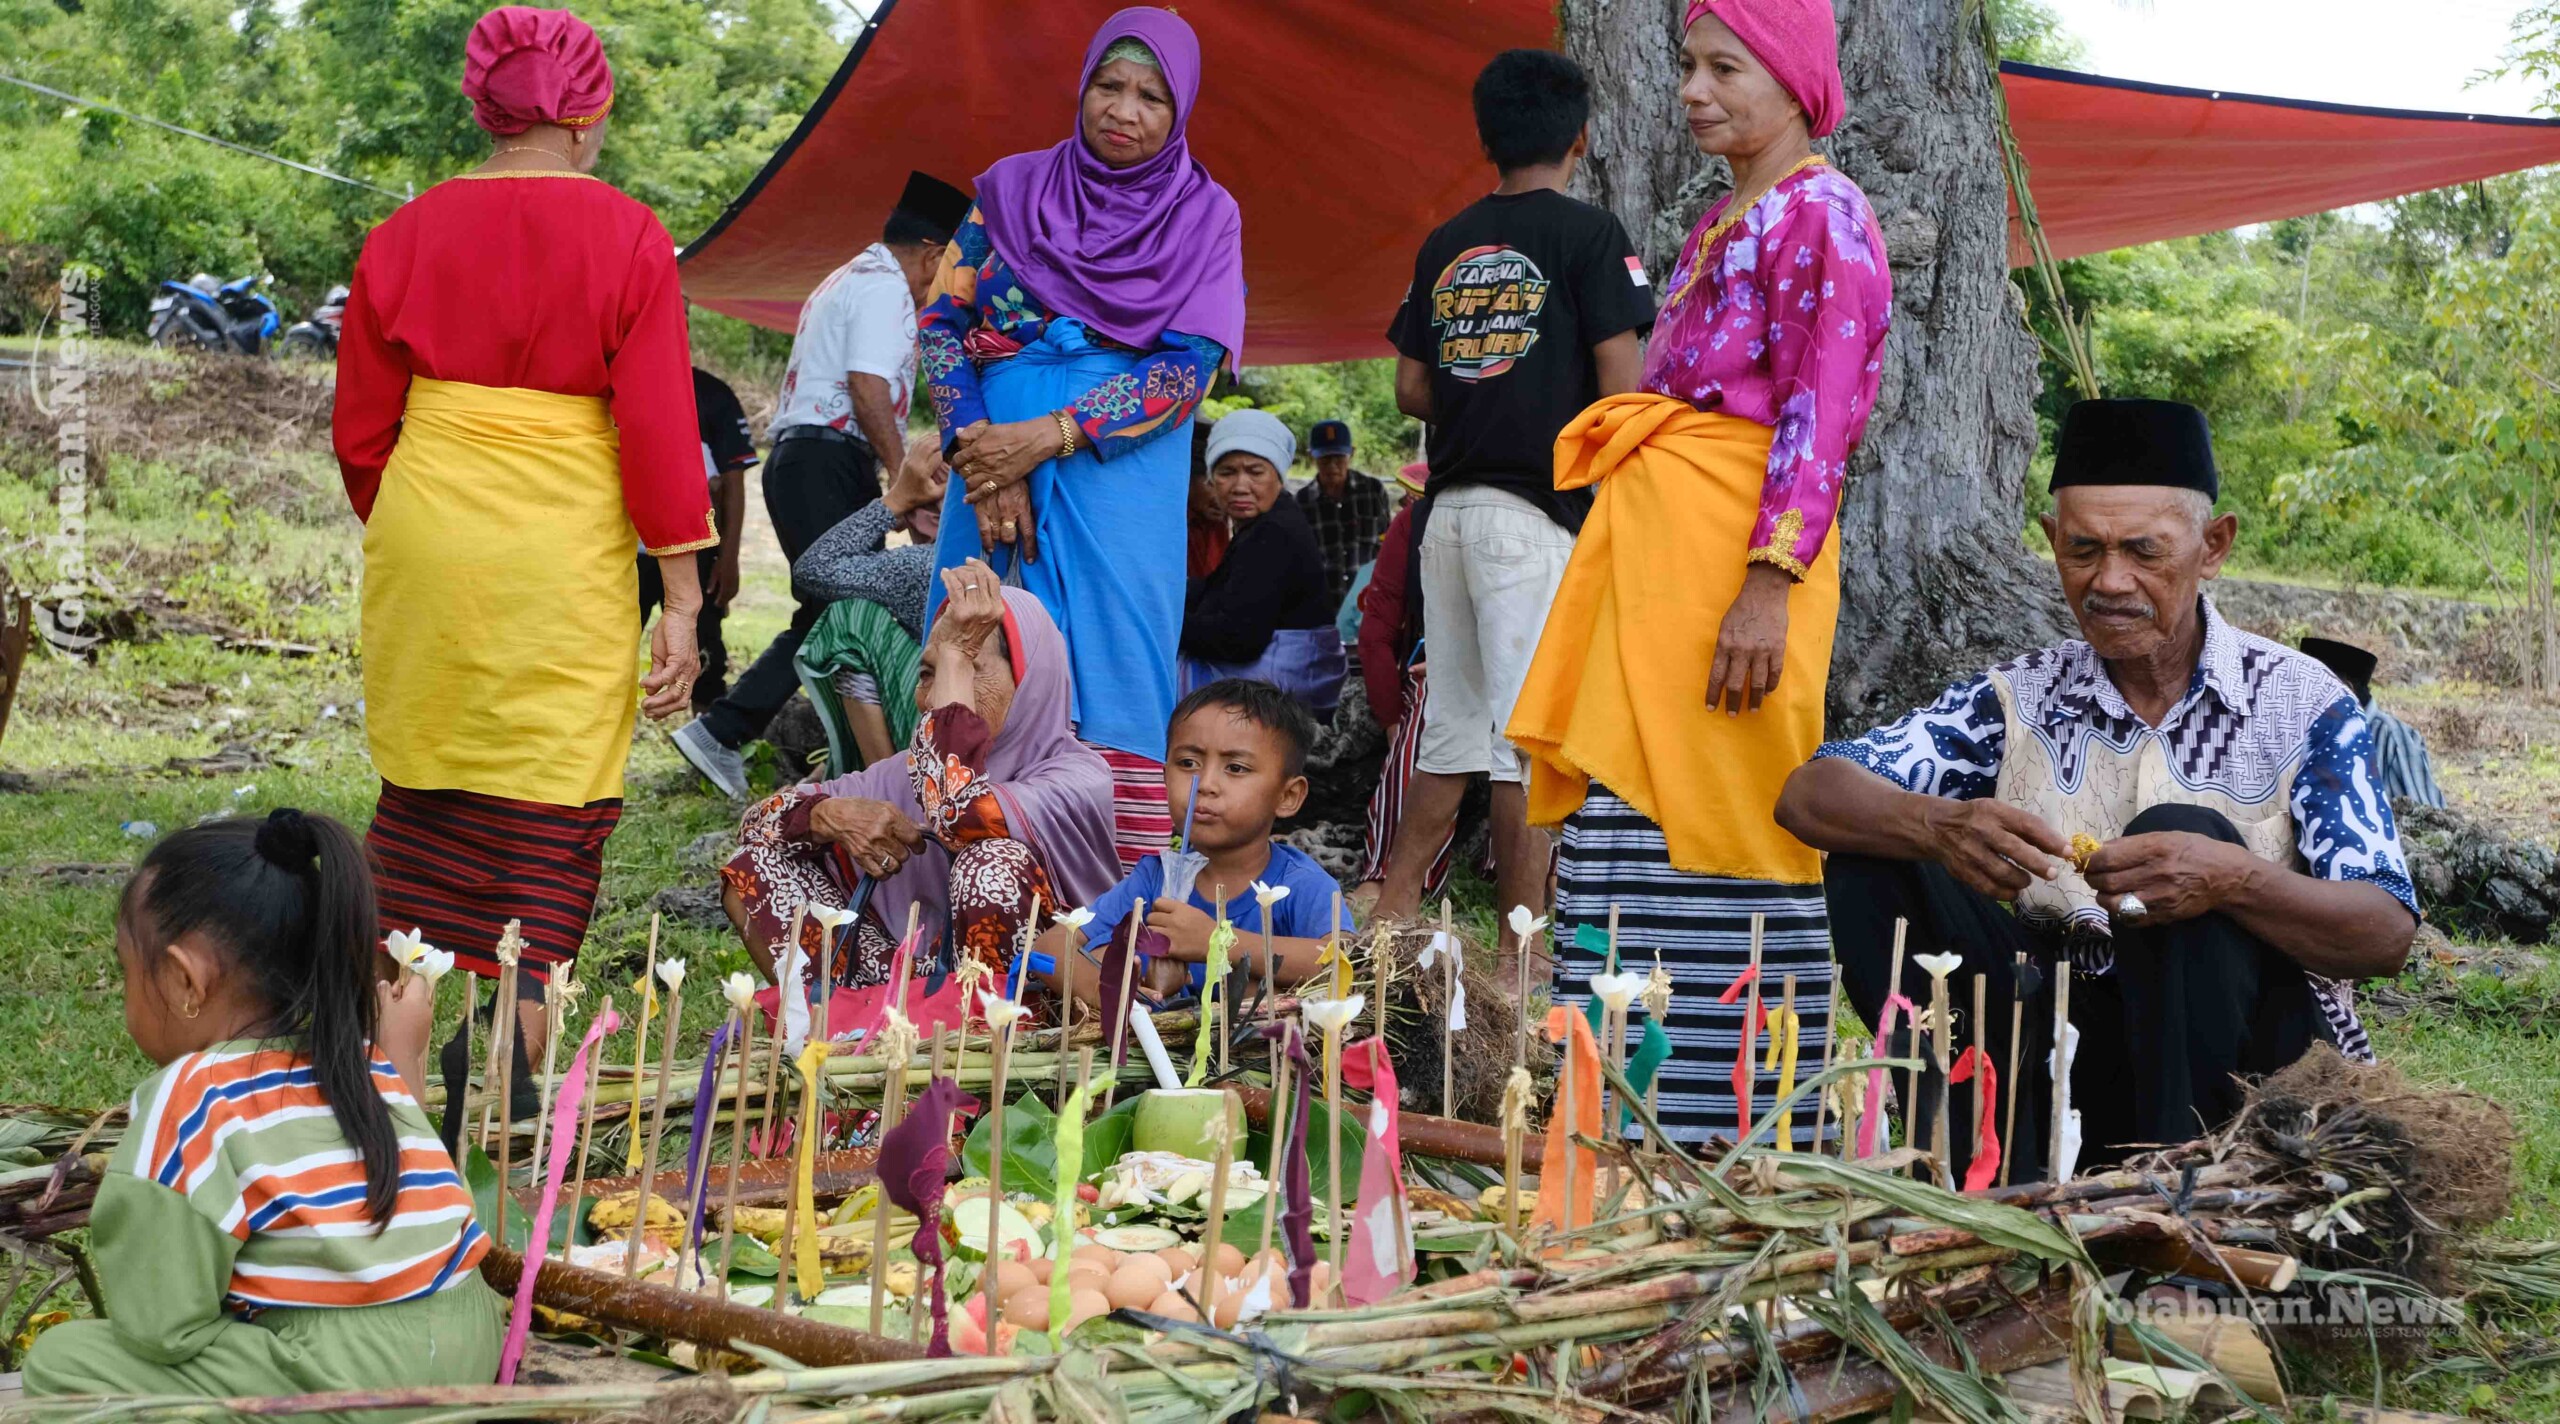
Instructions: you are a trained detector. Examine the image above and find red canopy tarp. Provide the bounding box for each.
[679,2,2560,366]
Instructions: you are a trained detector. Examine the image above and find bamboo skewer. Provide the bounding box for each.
[2000,951,2028,1189]
[1373,925,1391,1042]
[1216,886,1232,1076]
[1929,970,1954,1191]
[717,1001,755,1295]
[566,995,610,1256]
[761,906,806,1157]
[1438,900,1457,1121]
[1889,920,1912,1160]
[1258,1022,1291,1260]
[2049,961,2074,1185]
[1741,913,1765,1140]
[1513,912,1537,1073]
[624,975,684,1279]
[1970,973,1989,1185]
[867,1039,911,1335]
[1775,974,1797,1152]
[978,1004,1019,1343]
[1105,916,1141,1109]
[490,924,524,1191]
[1320,1013,1347,1307]
[1198,1091,1240,1327]
[682,1005,733,1287]
[527,976,567,1255]
[455,974,477,1160]
[623,915,661,1169]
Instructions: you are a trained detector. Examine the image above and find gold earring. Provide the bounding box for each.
[180,995,201,1020]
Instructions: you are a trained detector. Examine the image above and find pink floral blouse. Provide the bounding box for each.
[1642,164,1892,579]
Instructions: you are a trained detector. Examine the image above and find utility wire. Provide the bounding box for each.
[0,71,410,201]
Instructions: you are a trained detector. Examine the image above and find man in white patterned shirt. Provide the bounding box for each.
[1778,399,2418,1184]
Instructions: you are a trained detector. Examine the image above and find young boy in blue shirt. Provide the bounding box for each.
[1040,679,1355,1008]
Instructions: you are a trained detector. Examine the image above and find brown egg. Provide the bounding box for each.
[1065,1264,1112,1297]
[1250,1247,1287,1283]
[1154,1246,1195,1277]
[1210,1242,1246,1277]
[1146,1287,1200,1323]
[993,1259,1037,1298]
[1106,1259,1163,1310]
[1002,1286,1053,1329]
[1071,1243,1121,1268]
[1210,1278,1245,1329]
[1064,1287,1112,1331]
[1028,1257,1053,1284]
[1309,1260,1333,1298]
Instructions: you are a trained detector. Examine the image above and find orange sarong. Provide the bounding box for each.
[1507,393,1839,884]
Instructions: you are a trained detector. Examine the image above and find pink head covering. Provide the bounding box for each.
[462,6,615,136]
[1683,0,1846,139]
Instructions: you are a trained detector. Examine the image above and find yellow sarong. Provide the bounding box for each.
[1507,393,1839,884]
[362,377,641,808]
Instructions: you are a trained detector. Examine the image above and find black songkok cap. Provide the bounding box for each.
[2299,637,2378,705]
[2050,398,2219,501]
[886,171,973,246]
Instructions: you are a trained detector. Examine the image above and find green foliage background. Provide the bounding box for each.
[0,0,843,332]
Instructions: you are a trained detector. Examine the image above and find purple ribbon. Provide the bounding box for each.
[684,1017,737,1252]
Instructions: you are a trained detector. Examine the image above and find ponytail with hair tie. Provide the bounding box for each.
[254,807,320,872]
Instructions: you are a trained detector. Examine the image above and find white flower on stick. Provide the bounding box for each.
[807,904,859,933]
[1419,931,1467,1030]
[1588,972,1646,1014]
[1506,905,1549,942]
[1251,880,1291,910]
[1911,952,1963,982]
[1054,906,1096,934]
[1301,995,1365,1036]
[722,971,757,1014]
[414,947,456,983]
[983,997,1030,1033]
[385,928,431,971]
[656,958,687,994]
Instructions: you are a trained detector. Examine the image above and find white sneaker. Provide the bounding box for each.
[672,718,749,801]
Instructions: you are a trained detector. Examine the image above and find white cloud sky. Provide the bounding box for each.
[2044,0,2550,117]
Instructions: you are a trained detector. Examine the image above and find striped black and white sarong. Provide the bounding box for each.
[1549,787,1835,1148]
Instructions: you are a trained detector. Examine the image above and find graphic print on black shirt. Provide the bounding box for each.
[1431,246,1552,380]
[1389,189,1653,531]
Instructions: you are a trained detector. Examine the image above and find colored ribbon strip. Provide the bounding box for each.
[1763,1005,1802,1151]
[1948,1045,2001,1191]
[499,1003,621,1385]
[1187,917,1236,1086]
[1856,992,1917,1159]
[790,1040,830,1300]
[682,1017,737,1253]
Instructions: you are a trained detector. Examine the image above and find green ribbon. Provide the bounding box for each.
[1048,1070,1115,1338]
[1585,996,1675,1131]
[1187,920,1237,1087]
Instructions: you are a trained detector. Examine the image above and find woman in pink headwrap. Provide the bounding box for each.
[1510,0,1891,1148]
[333,7,714,1119]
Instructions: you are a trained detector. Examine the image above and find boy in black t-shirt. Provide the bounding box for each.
[1376,49,1654,948]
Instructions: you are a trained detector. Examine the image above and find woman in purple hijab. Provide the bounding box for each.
[917,6,1246,876]
[721,568,1121,991]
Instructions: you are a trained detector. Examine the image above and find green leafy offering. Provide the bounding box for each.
[1221,1098,1366,1251]
[462,1141,535,1252]
[961,1090,1141,1202]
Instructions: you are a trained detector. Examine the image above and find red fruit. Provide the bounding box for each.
[1076,1182,1100,1203]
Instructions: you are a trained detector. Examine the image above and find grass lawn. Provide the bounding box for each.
[3,344,2558,1416]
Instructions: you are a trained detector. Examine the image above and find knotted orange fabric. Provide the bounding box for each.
[1529,1005,1603,1251]
[1508,393,1839,883]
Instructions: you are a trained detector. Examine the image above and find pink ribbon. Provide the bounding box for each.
[499,1003,621,1384]
[1855,993,1916,1159]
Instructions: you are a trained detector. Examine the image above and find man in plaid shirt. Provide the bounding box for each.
[1294,418,1392,606]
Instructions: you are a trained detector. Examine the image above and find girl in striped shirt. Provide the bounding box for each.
[26,809,503,1404]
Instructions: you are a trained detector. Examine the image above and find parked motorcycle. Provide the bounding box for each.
[278,284,348,360]
[146,273,280,354]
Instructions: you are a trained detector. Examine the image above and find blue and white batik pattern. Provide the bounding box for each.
[1815,598,2418,1064]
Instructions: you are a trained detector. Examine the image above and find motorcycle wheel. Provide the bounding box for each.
[278,328,333,361]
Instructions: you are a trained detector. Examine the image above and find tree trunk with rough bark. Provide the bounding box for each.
[1562,0,2071,724]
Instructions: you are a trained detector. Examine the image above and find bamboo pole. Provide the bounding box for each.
[1321,1015,1346,1306]
[1105,916,1140,1109]
[1970,973,1988,1185]
[624,979,683,1278]
[455,973,478,1159]
[528,978,566,1256]
[1513,912,1535,1073]
[1889,919,1912,1160]
[2000,951,2027,1189]
[622,915,661,1169]
[491,952,521,1191]
[1774,973,1797,1152]
[1216,885,1232,1076]
[1928,969,1953,1191]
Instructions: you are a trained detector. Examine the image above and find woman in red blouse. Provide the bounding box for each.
[332,6,714,1096]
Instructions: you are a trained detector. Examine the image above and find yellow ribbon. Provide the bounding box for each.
[621,974,660,1168]
[791,1041,830,1298]
[1762,1007,1802,1152]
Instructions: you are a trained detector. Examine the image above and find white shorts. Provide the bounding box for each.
[1415,485,1575,784]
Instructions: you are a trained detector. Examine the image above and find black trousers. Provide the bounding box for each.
[638,545,729,711]
[1826,803,2326,1184]
[703,434,881,747]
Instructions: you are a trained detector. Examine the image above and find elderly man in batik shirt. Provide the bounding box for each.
[1777,399,2419,1185]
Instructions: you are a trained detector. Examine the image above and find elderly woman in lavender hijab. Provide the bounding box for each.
[721,570,1119,995]
[916,6,1246,876]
